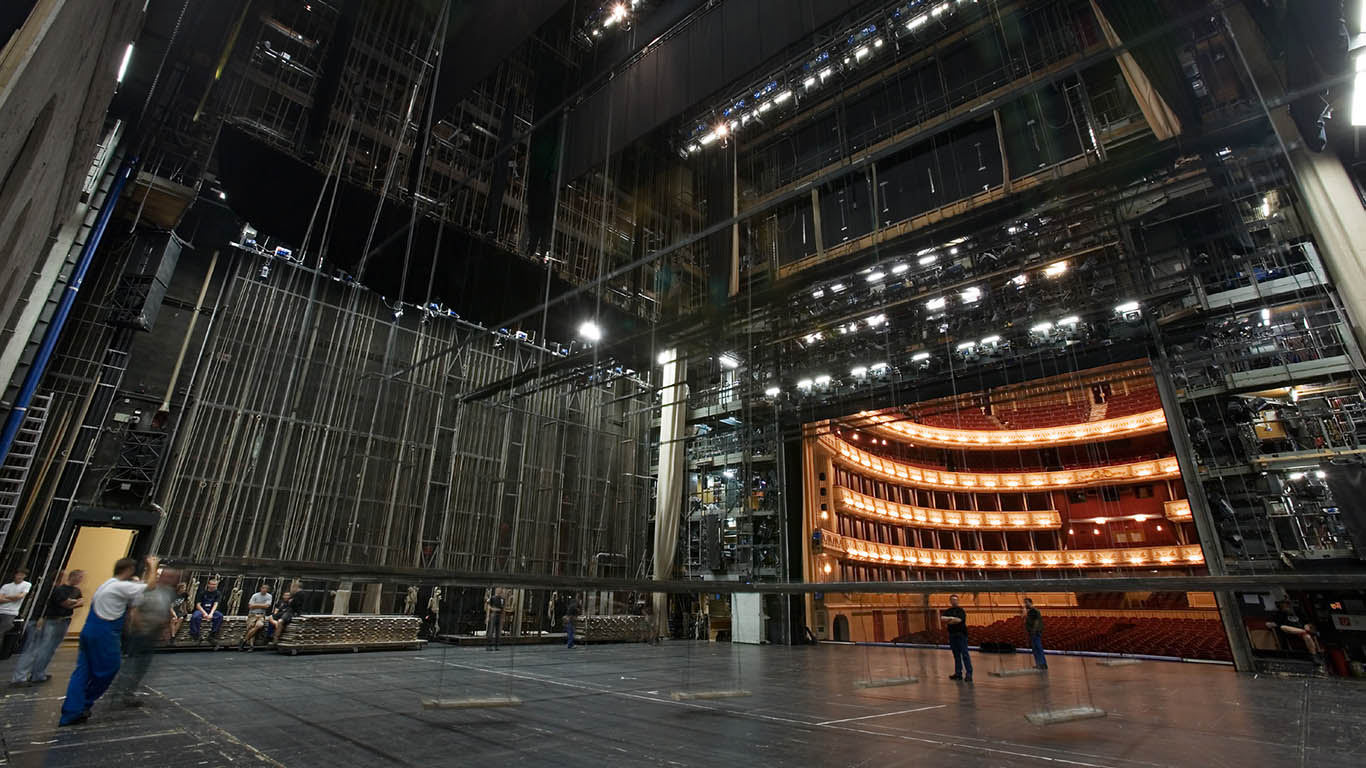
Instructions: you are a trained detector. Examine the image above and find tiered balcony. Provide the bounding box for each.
[851,407,1166,450]
[835,486,1061,530]
[820,433,1181,489]
[817,529,1205,570]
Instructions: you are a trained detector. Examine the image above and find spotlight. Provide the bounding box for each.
[830,283,846,293]
[926,297,947,310]
[764,386,781,397]
[869,362,889,373]
[1043,261,1068,277]
[1093,528,1101,535]
[866,270,885,283]
[891,264,909,274]
[578,321,603,342]
[657,350,674,365]
[851,366,868,378]
[797,379,814,390]
[814,374,832,386]
[1031,322,1053,333]
[980,335,1000,345]
[919,254,938,265]
[960,286,982,303]
[1058,316,1080,326]
[718,353,740,369]
[1114,301,1140,313]
[911,352,930,361]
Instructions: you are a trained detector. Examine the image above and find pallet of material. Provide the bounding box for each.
[578,615,653,643]
[160,615,253,648]
[275,615,422,653]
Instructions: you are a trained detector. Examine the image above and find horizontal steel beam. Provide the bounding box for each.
[163,556,1364,595]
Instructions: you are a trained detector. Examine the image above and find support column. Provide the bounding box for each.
[652,350,688,638]
[810,188,825,260]
[362,582,382,614]
[332,581,353,615]
[1151,355,1255,672]
[729,146,740,297]
[993,109,1013,194]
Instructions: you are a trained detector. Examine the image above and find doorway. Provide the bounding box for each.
[61,526,135,636]
[833,614,850,642]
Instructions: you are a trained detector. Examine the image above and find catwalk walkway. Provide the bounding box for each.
[0,641,1361,766]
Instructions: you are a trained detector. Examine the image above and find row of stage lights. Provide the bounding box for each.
[680,0,979,155]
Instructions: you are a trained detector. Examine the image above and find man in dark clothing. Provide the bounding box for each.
[564,595,581,649]
[487,589,505,650]
[188,578,224,643]
[942,594,972,682]
[10,570,84,685]
[1267,599,1324,662]
[1024,597,1047,670]
[266,591,294,644]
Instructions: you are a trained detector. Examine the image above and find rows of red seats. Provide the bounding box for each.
[899,614,1231,662]
[918,409,1002,430]
[995,402,1092,429]
[1104,389,1162,418]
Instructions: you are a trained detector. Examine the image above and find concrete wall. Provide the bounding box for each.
[0,0,143,366]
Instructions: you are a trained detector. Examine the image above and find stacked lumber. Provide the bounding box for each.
[165,615,251,647]
[578,615,652,643]
[275,615,422,652]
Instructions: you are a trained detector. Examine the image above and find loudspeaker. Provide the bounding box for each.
[108,230,182,330]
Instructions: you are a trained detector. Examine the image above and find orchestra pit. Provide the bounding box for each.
[0,1,1364,766]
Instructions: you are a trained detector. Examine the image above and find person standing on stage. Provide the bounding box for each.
[1024,597,1048,670]
[486,588,505,651]
[564,594,581,649]
[112,567,178,706]
[10,570,84,685]
[942,594,972,682]
[59,557,152,726]
[0,568,32,638]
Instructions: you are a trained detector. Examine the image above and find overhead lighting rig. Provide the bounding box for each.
[678,0,983,156]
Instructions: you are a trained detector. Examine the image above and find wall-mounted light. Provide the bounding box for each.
[578,321,602,342]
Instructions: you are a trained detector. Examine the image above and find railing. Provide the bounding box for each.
[835,486,1061,530]
[819,434,1181,491]
[851,407,1167,450]
[815,529,1205,570]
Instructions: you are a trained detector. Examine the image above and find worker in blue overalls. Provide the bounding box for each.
[59,556,152,726]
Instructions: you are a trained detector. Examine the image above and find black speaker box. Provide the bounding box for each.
[108,230,182,330]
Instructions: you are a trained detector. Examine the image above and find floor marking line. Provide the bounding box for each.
[817,704,946,725]
[146,685,289,768]
[419,656,1127,767]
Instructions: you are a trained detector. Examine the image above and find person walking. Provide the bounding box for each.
[942,594,972,682]
[59,557,152,726]
[564,594,581,649]
[486,589,504,651]
[1024,597,1048,670]
[112,567,178,705]
[10,570,84,685]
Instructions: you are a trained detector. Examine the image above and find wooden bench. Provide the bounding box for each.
[159,614,423,654]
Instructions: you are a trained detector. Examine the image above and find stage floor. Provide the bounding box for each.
[1,641,1362,767]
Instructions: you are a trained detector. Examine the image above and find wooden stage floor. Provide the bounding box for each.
[1,640,1361,766]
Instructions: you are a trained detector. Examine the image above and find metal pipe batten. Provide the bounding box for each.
[0,159,137,468]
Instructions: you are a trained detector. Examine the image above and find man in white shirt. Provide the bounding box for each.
[59,557,151,726]
[240,583,273,650]
[0,568,32,638]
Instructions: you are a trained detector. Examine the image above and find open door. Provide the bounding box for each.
[61,526,135,637]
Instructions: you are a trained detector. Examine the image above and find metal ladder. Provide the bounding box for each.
[0,393,54,551]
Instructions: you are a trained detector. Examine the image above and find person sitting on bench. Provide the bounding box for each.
[266,591,294,644]
[188,579,224,643]
[240,584,273,651]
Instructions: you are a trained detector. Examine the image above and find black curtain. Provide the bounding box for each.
[1323,460,1366,555]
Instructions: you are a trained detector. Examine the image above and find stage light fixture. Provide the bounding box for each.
[814,374,832,386]
[911,352,930,361]
[656,350,673,365]
[1058,316,1080,326]
[1031,322,1053,333]
[718,354,740,369]
[117,43,134,83]
[851,366,868,377]
[956,341,976,350]
[919,254,938,265]
[980,335,1000,345]
[578,321,603,342]
[830,283,846,293]
[1043,261,1068,277]
[866,271,885,283]
[869,362,889,373]
[926,297,947,310]
[960,286,981,303]
[765,386,781,397]
[892,264,909,274]
[812,289,825,299]
[797,379,814,390]
[1114,301,1140,313]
